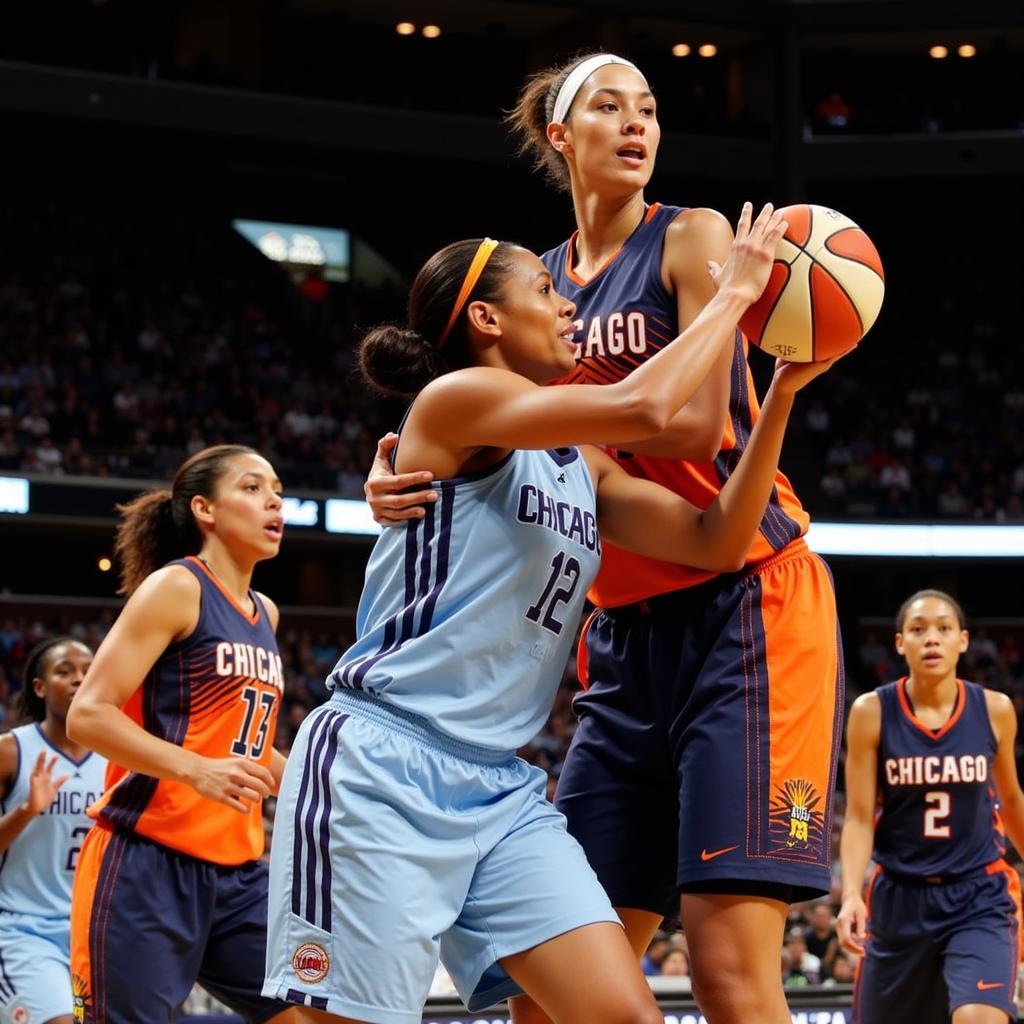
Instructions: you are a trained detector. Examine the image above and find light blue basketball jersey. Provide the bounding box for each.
[329,447,601,751]
[0,724,106,919]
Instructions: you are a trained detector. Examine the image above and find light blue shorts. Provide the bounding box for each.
[0,911,72,1024]
[263,691,619,1024]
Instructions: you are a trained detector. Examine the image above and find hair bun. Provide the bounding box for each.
[359,323,444,399]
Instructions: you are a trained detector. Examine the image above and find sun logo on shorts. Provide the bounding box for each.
[292,942,331,984]
[768,778,824,855]
[71,973,90,1024]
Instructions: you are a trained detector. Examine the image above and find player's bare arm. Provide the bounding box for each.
[0,741,73,852]
[582,356,832,570]
[67,564,275,812]
[606,207,735,459]
[986,690,1024,857]
[837,692,882,955]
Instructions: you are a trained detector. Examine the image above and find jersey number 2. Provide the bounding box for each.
[231,686,276,758]
[923,791,952,838]
[526,552,581,636]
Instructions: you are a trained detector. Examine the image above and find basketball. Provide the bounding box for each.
[739,204,885,362]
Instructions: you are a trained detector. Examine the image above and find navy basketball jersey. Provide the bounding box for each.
[874,678,1002,876]
[543,202,808,607]
[0,724,106,918]
[329,447,601,752]
[90,556,283,864]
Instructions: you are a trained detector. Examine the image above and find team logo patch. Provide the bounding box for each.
[71,974,90,1024]
[292,942,330,984]
[12,1006,29,1024]
[768,778,825,855]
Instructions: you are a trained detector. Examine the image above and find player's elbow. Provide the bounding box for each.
[65,697,98,746]
[691,427,721,462]
[617,391,669,439]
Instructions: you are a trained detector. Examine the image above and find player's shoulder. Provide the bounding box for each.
[981,685,1014,722]
[847,691,883,740]
[255,591,280,632]
[119,562,202,634]
[663,207,733,278]
[665,206,733,246]
[0,730,21,779]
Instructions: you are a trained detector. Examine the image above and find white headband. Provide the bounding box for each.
[550,54,643,125]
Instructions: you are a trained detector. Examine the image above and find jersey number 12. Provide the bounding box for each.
[526,552,581,636]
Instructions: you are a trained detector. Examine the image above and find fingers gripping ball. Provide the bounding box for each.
[738,204,885,362]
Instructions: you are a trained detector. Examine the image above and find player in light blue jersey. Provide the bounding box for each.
[265,205,837,1024]
[0,637,106,1024]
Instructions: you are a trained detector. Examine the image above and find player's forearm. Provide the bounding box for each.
[67,698,201,785]
[839,818,876,898]
[606,335,733,459]
[996,792,1024,859]
[0,803,37,853]
[607,289,747,438]
[693,380,794,569]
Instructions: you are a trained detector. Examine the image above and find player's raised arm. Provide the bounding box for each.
[361,205,781,508]
[584,355,835,571]
[836,693,882,955]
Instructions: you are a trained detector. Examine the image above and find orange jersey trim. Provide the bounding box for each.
[186,555,261,625]
[896,677,966,741]
[564,202,662,287]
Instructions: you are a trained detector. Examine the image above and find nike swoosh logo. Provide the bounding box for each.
[976,981,1004,991]
[700,845,740,862]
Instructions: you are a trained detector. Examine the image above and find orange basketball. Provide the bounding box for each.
[738,204,885,362]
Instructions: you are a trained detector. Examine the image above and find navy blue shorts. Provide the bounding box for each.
[71,824,288,1024]
[854,864,1022,1024]
[556,541,843,916]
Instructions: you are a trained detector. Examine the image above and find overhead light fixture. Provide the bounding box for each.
[929,45,949,58]
[671,43,691,57]
[422,24,441,38]
[698,44,717,58]
[958,43,977,57]
[98,556,112,572]
[395,22,416,36]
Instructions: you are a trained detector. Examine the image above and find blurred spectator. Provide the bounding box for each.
[783,931,821,986]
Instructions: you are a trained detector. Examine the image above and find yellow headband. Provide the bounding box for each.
[436,238,499,349]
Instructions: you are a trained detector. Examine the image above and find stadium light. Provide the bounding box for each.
[395,22,415,36]
[422,25,441,38]
[671,44,691,57]
[957,44,977,58]
[698,44,717,58]
[929,45,949,59]
[806,522,1024,558]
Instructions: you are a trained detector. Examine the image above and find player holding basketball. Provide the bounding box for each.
[837,590,1024,1024]
[367,53,845,1024]
[0,637,105,1024]
[65,445,298,1024]
[264,207,837,1024]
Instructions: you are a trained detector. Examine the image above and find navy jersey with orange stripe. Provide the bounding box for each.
[543,202,809,607]
[88,557,283,865]
[874,678,1004,877]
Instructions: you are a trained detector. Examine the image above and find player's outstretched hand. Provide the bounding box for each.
[771,354,841,395]
[365,432,438,527]
[708,201,788,306]
[836,894,868,956]
[187,756,275,813]
[24,751,71,816]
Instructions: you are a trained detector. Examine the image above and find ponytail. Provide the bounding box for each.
[505,51,603,193]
